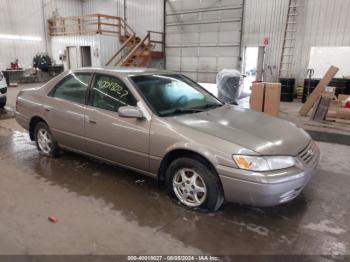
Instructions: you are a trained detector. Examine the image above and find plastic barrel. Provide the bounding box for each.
[302,79,319,103]
[279,78,295,102]
[330,78,348,96]
[345,79,350,95]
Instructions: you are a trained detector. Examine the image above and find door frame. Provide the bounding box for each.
[242,45,265,81]
[67,46,80,70]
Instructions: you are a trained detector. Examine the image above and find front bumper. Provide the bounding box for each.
[217,143,320,207]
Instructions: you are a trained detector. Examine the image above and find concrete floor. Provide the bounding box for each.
[0,84,349,255]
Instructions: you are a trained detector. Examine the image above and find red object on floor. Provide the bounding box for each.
[345,101,350,108]
[48,216,58,223]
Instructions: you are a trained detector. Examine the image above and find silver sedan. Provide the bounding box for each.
[15,67,319,211]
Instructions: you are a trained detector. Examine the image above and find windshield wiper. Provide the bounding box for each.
[197,103,223,110]
[159,108,204,116]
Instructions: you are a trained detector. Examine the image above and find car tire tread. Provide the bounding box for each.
[166,157,224,212]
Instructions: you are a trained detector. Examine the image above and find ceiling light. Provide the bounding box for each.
[0,34,42,41]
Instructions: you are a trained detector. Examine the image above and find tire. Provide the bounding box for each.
[165,157,224,212]
[0,96,6,108]
[34,122,60,157]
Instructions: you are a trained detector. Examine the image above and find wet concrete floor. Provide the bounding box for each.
[0,123,349,255]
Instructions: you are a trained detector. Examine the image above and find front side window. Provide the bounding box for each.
[130,74,223,116]
[51,73,91,104]
[90,74,137,112]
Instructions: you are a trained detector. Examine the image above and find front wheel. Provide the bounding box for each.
[166,157,224,212]
[34,122,60,157]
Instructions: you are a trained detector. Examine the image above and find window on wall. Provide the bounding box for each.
[51,73,92,104]
[90,74,137,112]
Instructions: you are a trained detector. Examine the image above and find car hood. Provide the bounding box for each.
[168,104,310,156]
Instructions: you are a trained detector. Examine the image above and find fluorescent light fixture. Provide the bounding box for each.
[0,34,42,41]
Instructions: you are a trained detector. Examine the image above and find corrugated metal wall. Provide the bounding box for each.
[51,35,101,66]
[0,0,46,69]
[79,0,124,64]
[0,0,84,69]
[82,0,124,17]
[243,0,289,82]
[294,0,350,83]
[53,0,82,16]
[244,0,350,84]
[126,0,164,38]
[0,0,162,70]
[2,0,350,79]
[99,34,121,66]
[165,0,244,83]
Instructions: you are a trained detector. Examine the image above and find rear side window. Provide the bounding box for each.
[51,73,92,104]
[89,74,137,112]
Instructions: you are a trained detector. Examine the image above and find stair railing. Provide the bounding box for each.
[105,33,136,66]
[147,31,165,54]
[119,17,135,37]
[121,32,151,66]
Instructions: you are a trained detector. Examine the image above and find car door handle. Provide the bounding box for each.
[44,106,51,112]
[89,119,97,124]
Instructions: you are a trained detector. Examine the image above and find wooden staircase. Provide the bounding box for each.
[48,14,165,68]
[106,29,165,67]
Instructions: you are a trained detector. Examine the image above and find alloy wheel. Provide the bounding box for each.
[37,128,52,154]
[172,168,207,207]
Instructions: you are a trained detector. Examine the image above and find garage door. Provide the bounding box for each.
[165,0,244,83]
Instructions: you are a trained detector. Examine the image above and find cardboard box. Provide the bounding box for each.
[250,82,281,116]
[336,108,350,120]
[264,83,281,117]
[338,94,350,102]
[328,100,343,111]
[327,110,338,118]
[250,82,264,112]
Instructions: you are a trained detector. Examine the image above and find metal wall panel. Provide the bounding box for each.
[244,0,350,83]
[126,0,164,38]
[82,0,124,17]
[50,35,101,67]
[54,0,83,16]
[243,0,289,82]
[99,34,121,66]
[0,0,46,69]
[294,0,350,83]
[165,0,244,83]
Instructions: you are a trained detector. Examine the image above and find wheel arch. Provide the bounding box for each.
[158,148,219,183]
[29,116,48,141]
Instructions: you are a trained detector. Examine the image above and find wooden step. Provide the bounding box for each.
[150,51,164,58]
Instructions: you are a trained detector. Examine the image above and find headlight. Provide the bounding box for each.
[233,155,296,171]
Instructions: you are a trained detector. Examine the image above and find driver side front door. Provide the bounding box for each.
[84,73,151,172]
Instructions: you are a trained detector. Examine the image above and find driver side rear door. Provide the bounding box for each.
[84,73,151,172]
[45,72,92,152]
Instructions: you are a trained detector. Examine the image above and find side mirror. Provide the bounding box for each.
[118,106,144,119]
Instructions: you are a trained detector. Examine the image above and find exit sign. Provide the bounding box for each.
[263,37,269,46]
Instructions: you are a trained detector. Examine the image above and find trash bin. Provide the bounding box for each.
[216,69,243,104]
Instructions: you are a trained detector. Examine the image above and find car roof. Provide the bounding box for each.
[73,66,176,76]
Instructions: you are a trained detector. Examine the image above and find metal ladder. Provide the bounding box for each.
[279,0,299,78]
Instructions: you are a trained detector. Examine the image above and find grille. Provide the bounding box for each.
[0,87,6,94]
[298,141,317,164]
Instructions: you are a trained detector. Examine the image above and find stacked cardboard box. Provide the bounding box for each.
[250,82,281,116]
[327,94,350,120]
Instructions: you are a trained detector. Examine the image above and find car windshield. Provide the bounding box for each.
[130,74,223,116]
